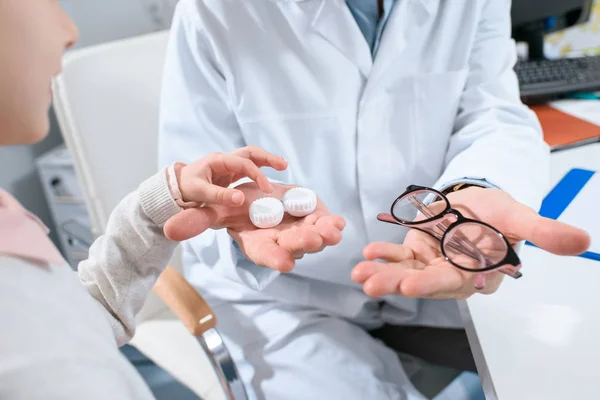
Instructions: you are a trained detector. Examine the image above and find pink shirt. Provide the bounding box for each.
[0,188,64,265]
[0,171,177,399]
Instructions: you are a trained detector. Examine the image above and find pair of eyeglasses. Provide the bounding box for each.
[378,185,522,290]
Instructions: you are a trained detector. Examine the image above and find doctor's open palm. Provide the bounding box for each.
[164,182,346,272]
[352,187,591,300]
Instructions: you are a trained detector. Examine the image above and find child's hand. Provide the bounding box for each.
[175,146,288,207]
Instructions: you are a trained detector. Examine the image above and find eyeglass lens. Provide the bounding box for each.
[392,189,447,224]
[443,222,508,271]
[394,189,508,272]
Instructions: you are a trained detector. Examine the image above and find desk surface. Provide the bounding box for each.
[464,101,600,400]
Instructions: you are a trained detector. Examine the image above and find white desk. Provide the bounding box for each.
[464,100,600,400]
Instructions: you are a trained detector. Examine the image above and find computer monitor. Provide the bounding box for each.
[511,0,594,60]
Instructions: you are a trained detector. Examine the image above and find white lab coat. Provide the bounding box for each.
[159,0,549,398]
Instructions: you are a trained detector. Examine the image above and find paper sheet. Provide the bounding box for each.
[557,172,600,255]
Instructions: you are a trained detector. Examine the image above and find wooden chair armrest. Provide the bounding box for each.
[152,266,217,336]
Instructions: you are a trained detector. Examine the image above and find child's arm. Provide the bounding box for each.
[77,147,286,346]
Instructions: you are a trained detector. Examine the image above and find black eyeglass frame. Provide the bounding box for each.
[380,185,522,276]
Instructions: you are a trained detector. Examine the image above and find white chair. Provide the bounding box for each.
[52,31,246,400]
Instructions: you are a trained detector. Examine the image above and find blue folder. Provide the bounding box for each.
[526,168,599,262]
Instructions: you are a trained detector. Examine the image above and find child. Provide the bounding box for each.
[0,1,287,398]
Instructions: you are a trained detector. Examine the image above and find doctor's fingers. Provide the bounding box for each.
[314,215,345,245]
[163,207,219,242]
[303,213,346,232]
[397,266,476,300]
[277,219,345,260]
[353,261,473,299]
[204,153,274,194]
[351,260,424,298]
[296,223,343,255]
[242,238,295,273]
[278,215,345,254]
[363,242,416,262]
[505,207,590,256]
[231,146,288,171]
[277,227,324,255]
[351,259,421,284]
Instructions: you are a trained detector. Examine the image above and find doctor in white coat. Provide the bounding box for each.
[159,0,591,398]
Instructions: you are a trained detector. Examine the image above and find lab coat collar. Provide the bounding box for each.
[308,0,373,77]
[414,0,438,16]
[270,0,438,15]
[278,0,438,80]
[362,0,438,98]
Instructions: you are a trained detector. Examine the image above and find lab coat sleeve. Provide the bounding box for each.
[158,0,287,183]
[157,1,281,289]
[433,0,550,210]
[158,2,245,168]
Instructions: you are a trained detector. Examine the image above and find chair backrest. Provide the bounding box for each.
[52,31,176,323]
[53,31,170,236]
[52,33,249,400]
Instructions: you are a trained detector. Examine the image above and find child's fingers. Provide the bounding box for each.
[232,146,288,171]
[216,154,274,193]
[199,184,245,206]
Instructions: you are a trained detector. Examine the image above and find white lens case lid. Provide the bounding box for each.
[249,197,285,229]
[282,187,317,217]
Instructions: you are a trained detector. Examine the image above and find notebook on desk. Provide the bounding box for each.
[531,105,600,152]
[526,168,599,261]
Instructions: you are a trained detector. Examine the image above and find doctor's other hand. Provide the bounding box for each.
[165,182,346,273]
[351,187,591,300]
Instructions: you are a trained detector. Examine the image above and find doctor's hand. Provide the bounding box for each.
[351,187,591,300]
[165,182,346,272]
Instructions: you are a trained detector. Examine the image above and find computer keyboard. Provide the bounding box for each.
[515,55,600,101]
